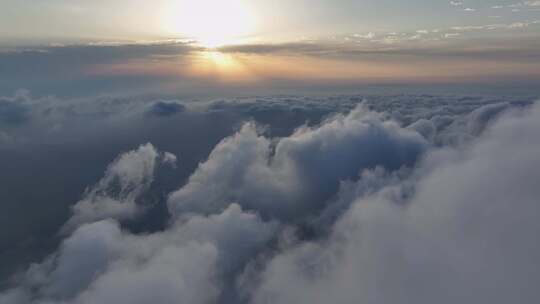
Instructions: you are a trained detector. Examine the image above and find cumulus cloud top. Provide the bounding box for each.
[168,104,427,221]
[62,143,176,233]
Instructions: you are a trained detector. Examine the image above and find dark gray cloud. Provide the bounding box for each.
[219,37,540,62]
[146,101,187,117]
[0,90,31,127]
[0,101,28,126]
[0,42,199,96]
[2,37,540,97]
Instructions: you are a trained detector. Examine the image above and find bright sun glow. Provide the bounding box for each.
[191,51,253,80]
[204,51,236,67]
[166,0,257,48]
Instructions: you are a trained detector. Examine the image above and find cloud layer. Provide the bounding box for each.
[0,92,539,304]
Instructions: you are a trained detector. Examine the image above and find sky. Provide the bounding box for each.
[1,0,540,96]
[2,0,540,42]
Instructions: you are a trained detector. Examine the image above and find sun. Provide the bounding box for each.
[166,0,257,48]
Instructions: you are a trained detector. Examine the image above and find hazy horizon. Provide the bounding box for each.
[2,0,540,97]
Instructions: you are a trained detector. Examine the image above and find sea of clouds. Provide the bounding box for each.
[0,91,539,304]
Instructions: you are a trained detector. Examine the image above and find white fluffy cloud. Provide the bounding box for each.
[168,104,427,221]
[250,102,540,304]
[2,202,276,304]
